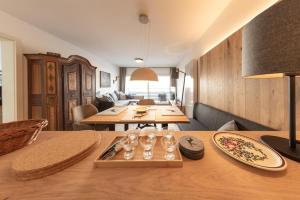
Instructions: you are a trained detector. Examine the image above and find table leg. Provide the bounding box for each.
[162,124,168,130]
[124,124,129,131]
[108,124,115,131]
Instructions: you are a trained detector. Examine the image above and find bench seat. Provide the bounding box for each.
[178,103,275,131]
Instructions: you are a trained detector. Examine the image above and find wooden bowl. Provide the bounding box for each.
[0,119,48,156]
[135,106,148,114]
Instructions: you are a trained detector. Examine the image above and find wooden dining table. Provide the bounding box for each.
[81,105,190,130]
[1,131,299,200]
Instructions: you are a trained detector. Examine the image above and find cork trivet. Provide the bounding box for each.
[179,136,204,153]
[14,141,97,177]
[14,144,96,180]
[12,132,100,180]
[13,139,97,174]
[179,136,204,160]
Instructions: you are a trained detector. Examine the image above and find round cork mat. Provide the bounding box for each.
[179,136,204,153]
[12,132,100,180]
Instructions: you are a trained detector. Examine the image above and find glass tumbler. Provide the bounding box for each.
[161,135,177,160]
[121,137,135,160]
[125,129,140,148]
[139,131,157,160]
[162,128,175,140]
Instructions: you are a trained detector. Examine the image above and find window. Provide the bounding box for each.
[125,68,174,101]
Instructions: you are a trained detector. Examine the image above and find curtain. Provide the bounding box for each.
[170,67,177,101]
[170,67,177,87]
[119,67,126,92]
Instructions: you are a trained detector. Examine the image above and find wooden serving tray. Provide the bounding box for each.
[94,136,183,168]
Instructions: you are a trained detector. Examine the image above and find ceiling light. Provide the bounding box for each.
[134,58,144,63]
[139,14,149,24]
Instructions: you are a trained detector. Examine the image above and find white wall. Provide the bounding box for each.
[178,0,278,67]
[96,66,119,95]
[0,39,17,122]
[0,10,119,120]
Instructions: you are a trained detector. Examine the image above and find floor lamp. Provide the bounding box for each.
[174,68,186,110]
[242,0,300,162]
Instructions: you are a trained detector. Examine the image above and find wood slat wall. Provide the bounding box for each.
[198,29,299,130]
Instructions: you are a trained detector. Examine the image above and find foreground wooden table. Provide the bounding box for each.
[81,105,190,130]
[0,131,299,200]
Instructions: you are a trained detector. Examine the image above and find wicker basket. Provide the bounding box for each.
[0,119,48,156]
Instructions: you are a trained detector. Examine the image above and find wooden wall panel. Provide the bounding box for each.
[226,30,245,117]
[244,79,260,123]
[205,44,225,110]
[199,56,208,105]
[31,106,42,119]
[198,29,299,131]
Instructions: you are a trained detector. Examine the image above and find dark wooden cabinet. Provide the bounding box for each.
[25,53,96,130]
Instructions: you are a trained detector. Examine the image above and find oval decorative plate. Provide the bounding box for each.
[212,132,287,171]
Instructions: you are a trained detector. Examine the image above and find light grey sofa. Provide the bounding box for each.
[95,91,143,111]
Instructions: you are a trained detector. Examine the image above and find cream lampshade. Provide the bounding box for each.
[242,0,300,162]
[130,67,158,81]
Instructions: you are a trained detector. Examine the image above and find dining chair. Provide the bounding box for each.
[72,104,109,131]
[138,99,155,105]
[137,99,156,129]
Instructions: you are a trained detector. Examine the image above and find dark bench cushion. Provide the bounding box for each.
[177,119,209,131]
[178,103,275,131]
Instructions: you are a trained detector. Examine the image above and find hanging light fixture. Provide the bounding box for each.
[130,67,158,81]
[131,14,158,82]
[134,57,144,64]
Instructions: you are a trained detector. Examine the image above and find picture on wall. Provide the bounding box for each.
[100,71,111,88]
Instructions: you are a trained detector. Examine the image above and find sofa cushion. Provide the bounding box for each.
[94,97,114,112]
[109,92,119,102]
[114,90,120,99]
[119,93,127,100]
[178,119,209,131]
[218,120,239,131]
[103,94,114,102]
[118,91,127,100]
[114,100,130,106]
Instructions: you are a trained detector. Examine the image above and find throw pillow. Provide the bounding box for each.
[109,92,118,102]
[218,120,239,131]
[114,90,120,99]
[103,94,114,102]
[94,97,114,112]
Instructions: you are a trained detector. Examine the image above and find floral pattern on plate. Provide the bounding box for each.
[212,132,287,171]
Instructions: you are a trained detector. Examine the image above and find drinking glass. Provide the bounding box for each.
[161,135,177,160]
[139,130,157,160]
[162,128,175,140]
[125,129,140,148]
[121,137,135,160]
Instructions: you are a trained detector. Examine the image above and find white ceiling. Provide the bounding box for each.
[0,0,279,68]
[0,0,233,67]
